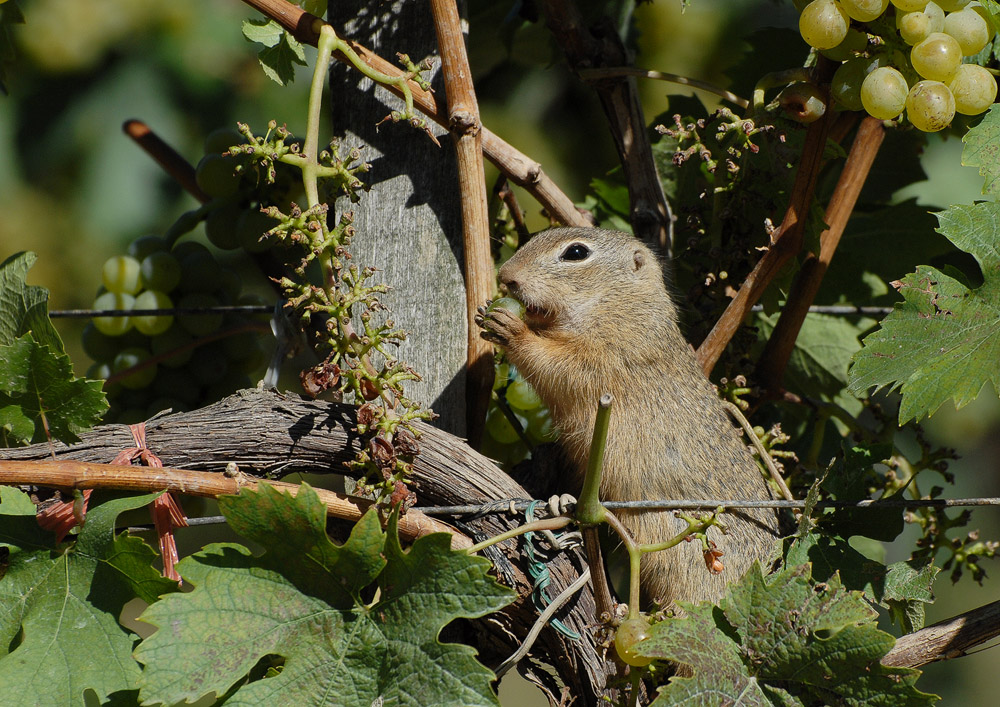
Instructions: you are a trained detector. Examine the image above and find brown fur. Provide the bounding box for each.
[477,227,778,606]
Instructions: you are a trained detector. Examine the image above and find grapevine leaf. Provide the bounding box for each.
[0,333,107,445]
[962,103,1000,195]
[821,444,902,542]
[755,312,874,415]
[0,488,174,705]
[848,203,1000,423]
[883,561,938,633]
[644,563,937,706]
[135,484,515,707]
[0,251,63,352]
[643,603,771,706]
[242,18,307,86]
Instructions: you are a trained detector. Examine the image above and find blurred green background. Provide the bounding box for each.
[2,0,998,703]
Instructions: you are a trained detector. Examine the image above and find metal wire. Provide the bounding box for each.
[49,305,274,318]
[413,497,1000,516]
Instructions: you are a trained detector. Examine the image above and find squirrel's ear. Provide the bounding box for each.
[633,249,646,272]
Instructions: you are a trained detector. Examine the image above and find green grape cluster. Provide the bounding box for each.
[194,127,302,253]
[797,0,998,132]
[481,299,558,466]
[85,235,269,423]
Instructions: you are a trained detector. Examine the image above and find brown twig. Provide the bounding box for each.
[882,600,1000,668]
[493,176,532,243]
[537,0,673,252]
[428,0,493,448]
[578,66,749,110]
[756,116,885,394]
[238,0,591,229]
[122,119,209,203]
[694,102,836,375]
[0,458,472,549]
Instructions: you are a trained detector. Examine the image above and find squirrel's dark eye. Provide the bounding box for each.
[560,243,591,261]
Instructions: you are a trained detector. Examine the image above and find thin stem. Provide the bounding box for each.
[723,400,794,502]
[302,25,337,209]
[576,394,614,526]
[579,66,749,110]
[465,515,574,555]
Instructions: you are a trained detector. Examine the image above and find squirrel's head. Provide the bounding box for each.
[497,227,670,332]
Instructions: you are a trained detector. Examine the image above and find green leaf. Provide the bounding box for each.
[755,311,874,415]
[645,563,937,706]
[242,18,307,86]
[963,100,1000,196]
[0,334,108,445]
[644,603,771,706]
[0,488,174,705]
[822,444,903,543]
[0,252,63,352]
[848,202,1000,423]
[883,561,939,633]
[135,484,515,707]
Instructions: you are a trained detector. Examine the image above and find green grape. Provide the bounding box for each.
[487,296,526,319]
[911,32,963,80]
[82,322,122,362]
[819,27,869,62]
[139,251,182,293]
[177,292,224,336]
[102,255,143,295]
[897,2,945,44]
[150,323,195,368]
[943,7,990,55]
[506,377,542,411]
[204,199,244,251]
[195,153,241,199]
[948,63,998,114]
[778,82,827,123]
[170,240,211,260]
[204,127,245,155]
[906,80,956,131]
[221,329,262,362]
[485,405,526,445]
[799,0,850,50]
[152,367,201,405]
[178,250,224,293]
[492,361,511,391]
[86,361,112,381]
[525,407,558,443]
[892,0,930,9]
[217,268,242,304]
[189,344,229,386]
[969,2,997,41]
[937,0,970,9]
[133,289,175,336]
[235,207,276,253]
[92,291,135,336]
[127,235,168,261]
[832,56,886,110]
[113,347,157,390]
[861,66,909,118]
[841,0,888,21]
[614,617,653,667]
[164,210,202,244]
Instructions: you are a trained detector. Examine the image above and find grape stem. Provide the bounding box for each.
[579,66,749,110]
[752,67,814,115]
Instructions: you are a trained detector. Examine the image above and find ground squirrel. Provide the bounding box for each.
[477,227,779,606]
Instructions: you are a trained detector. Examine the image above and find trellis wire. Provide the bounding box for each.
[49,305,274,318]
[52,304,892,319]
[122,496,1000,531]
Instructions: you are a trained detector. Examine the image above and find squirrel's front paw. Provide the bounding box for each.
[475,299,527,348]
